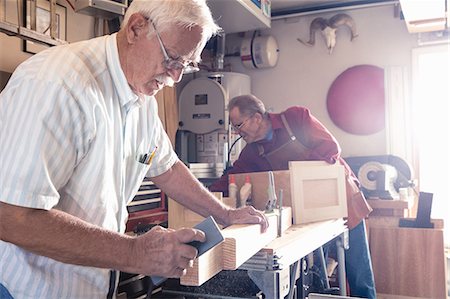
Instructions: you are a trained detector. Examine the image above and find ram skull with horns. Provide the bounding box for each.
[297,13,358,54]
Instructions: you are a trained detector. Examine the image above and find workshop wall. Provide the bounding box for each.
[0,1,95,73]
[225,5,417,158]
[1,4,418,159]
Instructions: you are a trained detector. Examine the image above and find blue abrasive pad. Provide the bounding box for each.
[151,216,224,286]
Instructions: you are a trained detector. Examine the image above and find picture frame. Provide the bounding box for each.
[22,0,67,54]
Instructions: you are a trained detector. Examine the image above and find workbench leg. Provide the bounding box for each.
[336,231,349,296]
[247,268,290,299]
[316,246,330,289]
[287,261,299,299]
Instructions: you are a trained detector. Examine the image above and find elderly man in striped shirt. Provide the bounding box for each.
[0,1,268,298]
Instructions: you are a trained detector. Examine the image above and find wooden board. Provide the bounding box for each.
[260,218,346,267]
[367,198,412,217]
[222,207,292,270]
[222,196,236,208]
[180,243,224,286]
[154,89,166,130]
[369,219,447,298]
[154,86,178,147]
[367,217,444,229]
[162,86,178,147]
[168,192,223,229]
[234,170,291,211]
[289,161,347,224]
[180,207,292,286]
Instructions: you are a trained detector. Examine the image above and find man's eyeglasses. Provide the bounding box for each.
[151,20,200,74]
[232,115,253,131]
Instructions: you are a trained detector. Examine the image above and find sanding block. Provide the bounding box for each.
[151,216,224,286]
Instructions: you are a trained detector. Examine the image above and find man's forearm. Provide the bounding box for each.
[0,202,135,272]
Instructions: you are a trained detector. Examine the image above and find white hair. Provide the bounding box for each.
[122,0,221,41]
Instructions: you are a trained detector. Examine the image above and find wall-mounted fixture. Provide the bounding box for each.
[297,13,358,54]
[240,34,279,69]
[399,0,448,33]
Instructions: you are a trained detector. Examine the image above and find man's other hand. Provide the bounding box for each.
[226,206,269,233]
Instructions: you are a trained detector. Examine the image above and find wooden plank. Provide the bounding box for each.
[180,207,292,286]
[18,26,66,46]
[168,192,224,229]
[180,243,224,286]
[154,89,166,130]
[368,198,411,210]
[168,198,200,229]
[234,170,291,210]
[0,21,19,35]
[163,86,178,147]
[370,208,407,217]
[369,225,447,298]
[154,86,177,147]
[367,198,412,217]
[222,196,236,208]
[260,218,346,267]
[222,207,292,270]
[289,161,347,224]
[368,217,444,229]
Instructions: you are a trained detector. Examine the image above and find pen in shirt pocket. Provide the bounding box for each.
[143,146,158,165]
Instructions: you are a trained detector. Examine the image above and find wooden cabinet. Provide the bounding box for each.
[154,86,178,147]
[368,215,448,298]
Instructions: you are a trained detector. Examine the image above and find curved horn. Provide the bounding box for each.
[329,13,358,41]
[297,17,328,46]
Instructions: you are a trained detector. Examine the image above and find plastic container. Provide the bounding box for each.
[239,175,252,207]
[228,174,238,207]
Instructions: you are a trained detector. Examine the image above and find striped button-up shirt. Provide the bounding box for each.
[0,33,178,298]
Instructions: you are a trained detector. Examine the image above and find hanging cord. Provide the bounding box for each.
[249,30,258,68]
[225,136,242,171]
[64,0,75,11]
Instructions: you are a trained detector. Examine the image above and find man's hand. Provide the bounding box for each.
[226,206,269,232]
[130,226,205,277]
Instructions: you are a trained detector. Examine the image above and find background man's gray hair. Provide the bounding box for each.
[228,94,267,117]
[122,0,221,41]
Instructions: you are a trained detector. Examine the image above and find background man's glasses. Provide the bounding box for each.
[233,116,252,131]
[151,20,200,74]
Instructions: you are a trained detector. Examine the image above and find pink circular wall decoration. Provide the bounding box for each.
[327,64,385,135]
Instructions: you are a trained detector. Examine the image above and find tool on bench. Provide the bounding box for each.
[278,189,283,238]
[265,171,277,212]
[265,172,284,238]
[149,216,224,294]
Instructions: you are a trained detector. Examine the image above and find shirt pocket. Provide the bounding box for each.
[125,155,150,202]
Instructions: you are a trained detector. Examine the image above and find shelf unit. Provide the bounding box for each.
[0,0,67,47]
[207,0,271,33]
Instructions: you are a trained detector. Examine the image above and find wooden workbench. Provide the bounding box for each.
[241,218,348,299]
[245,218,347,269]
